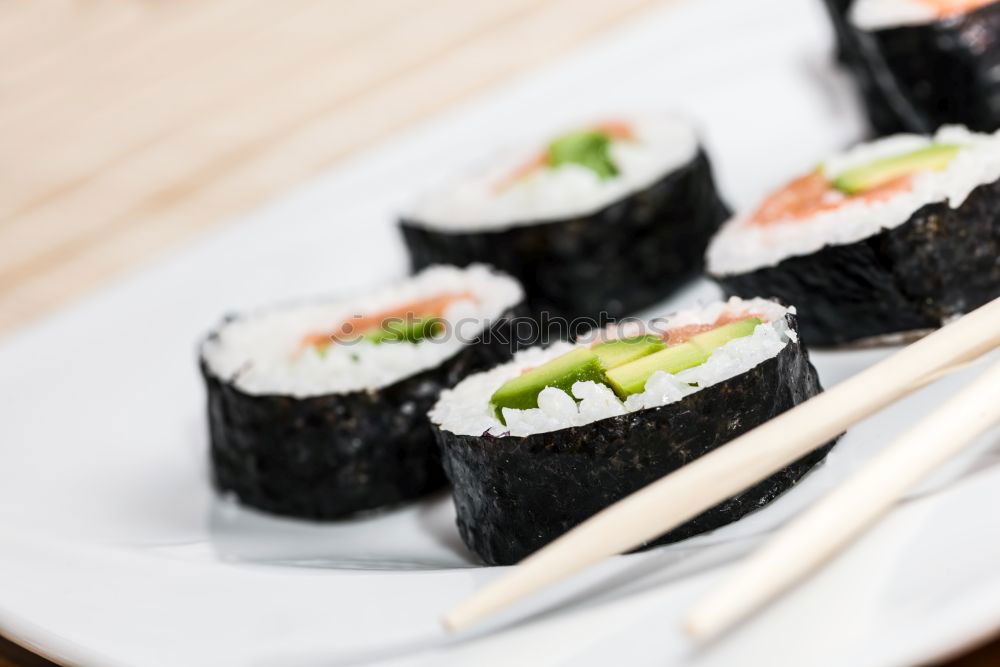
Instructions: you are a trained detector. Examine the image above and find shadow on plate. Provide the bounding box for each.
[206,489,479,570]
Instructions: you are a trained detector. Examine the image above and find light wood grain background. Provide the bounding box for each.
[1,1,997,665]
[0,0,660,336]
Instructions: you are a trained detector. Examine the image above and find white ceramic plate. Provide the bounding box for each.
[2,1,999,665]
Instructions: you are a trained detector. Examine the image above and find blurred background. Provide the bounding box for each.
[0,0,660,335]
[0,1,997,665]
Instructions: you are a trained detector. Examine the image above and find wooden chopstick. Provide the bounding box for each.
[442,296,1000,633]
[684,355,1000,639]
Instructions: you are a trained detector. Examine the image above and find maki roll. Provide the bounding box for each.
[709,127,1000,346]
[399,115,729,323]
[430,298,836,565]
[828,0,1000,134]
[200,265,524,520]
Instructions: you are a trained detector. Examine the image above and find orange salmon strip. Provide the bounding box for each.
[590,313,762,348]
[922,0,993,18]
[593,120,635,140]
[493,152,548,193]
[662,313,761,345]
[301,291,476,348]
[748,170,913,227]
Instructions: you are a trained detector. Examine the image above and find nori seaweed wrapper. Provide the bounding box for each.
[434,315,837,566]
[821,0,910,135]
[823,0,858,61]
[714,176,1000,346]
[399,151,729,324]
[826,0,1000,135]
[202,301,527,520]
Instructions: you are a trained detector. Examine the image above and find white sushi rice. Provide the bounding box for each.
[849,0,941,30]
[707,125,1000,276]
[849,0,990,30]
[430,298,794,438]
[201,265,523,398]
[404,114,699,230]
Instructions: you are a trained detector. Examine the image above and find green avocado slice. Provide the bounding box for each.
[592,335,666,370]
[605,318,764,398]
[689,318,761,355]
[363,316,442,344]
[547,130,619,180]
[490,348,606,423]
[491,317,767,418]
[604,343,708,398]
[831,143,962,195]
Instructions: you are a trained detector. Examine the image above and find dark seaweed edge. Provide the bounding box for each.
[201,290,530,520]
[827,0,1000,135]
[435,314,839,565]
[714,173,1000,346]
[399,149,730,323]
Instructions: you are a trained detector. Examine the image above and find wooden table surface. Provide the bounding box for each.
[0,0,659,336]
[0,626,997,667]
[1,1,997,665]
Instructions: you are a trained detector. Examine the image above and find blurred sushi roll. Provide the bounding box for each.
[429,297,836,565]
[399,115,729,323]
[709,126,1000,346]
[826,0,1000,134]
[200,265,525,520]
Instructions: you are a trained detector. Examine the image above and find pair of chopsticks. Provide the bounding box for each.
[685,353,1000,638]
[443,296,1000,636]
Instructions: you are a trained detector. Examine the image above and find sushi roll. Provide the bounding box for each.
[827,0,1000,134]
[399,115,729,323]
[200,265,525,520]
[430,297,836,565]
[708,126,1000,346]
